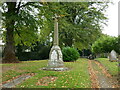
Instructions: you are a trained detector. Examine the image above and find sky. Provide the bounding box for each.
[102,0,119,37]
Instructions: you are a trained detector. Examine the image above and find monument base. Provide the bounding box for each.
[48,45,64,67]
[41,67,69,71]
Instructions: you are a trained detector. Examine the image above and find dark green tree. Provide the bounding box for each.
[1,2,110,63]
[114,36,120,54]
[39,2,109,50]
[1,2,42,63]
[91,35,119,54]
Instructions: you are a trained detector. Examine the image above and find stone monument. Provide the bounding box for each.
[42,14,68,71]
[109,50,117,62]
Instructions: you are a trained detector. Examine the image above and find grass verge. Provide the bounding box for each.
[2,58,91,88]
[95,58,118,76]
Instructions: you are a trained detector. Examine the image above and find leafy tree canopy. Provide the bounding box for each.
[39,2,109,50]
[0,1,110,63]
[92,35,120,54]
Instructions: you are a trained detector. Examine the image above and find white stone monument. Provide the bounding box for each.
[42,14,68,71]
[109,50,117,62]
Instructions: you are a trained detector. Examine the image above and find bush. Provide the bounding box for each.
[16,52,31,61]
[38,46,50,60]
[16,44,51,61]
[62,47,80,62]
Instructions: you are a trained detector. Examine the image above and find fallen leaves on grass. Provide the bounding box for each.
[94,61,112,78]
[36,76,58,86]
[88,60,100,88]
[1,73,36,84]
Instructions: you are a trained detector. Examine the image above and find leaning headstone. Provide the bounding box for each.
[109,50,117,62]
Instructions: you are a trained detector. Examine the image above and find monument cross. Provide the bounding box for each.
[53,14,60,46]
[42,14,68,71]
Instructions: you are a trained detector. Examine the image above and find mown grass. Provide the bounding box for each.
[2,58,91,88]
[95,58,118,76]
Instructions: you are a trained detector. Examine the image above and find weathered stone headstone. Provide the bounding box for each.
[42,14,68,71]
[109,50,117,62]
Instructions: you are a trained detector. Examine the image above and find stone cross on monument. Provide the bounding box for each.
[53,14,59,46]
[42,14,68,71]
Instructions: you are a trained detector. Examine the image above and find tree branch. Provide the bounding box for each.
[19,2,34,8]
[16,0,22,14]
[15,28,25,46]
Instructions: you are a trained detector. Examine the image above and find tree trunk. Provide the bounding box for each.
[3,28,19,63]
[2,2,19,63]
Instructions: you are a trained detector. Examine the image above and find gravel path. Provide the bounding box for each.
[88,60,119,88]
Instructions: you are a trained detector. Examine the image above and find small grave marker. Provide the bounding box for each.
[109,50,117,62]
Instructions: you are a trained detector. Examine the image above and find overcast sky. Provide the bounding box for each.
[102,0,119,37]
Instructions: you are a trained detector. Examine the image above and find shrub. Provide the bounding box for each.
[62,47,80,62]
[38,46,50,60]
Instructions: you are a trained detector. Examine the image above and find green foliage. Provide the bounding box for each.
[100,53,107,58]
[1,2,109,48]
[1,2,110,63]
[92,35,117,54]
[62,47,79,62]
[38,2,109,49]
[38,45,50,59]
[114,35,120,54]
[1,2,44,47]
[17,52,31,61]
[16,42,51,61]
[59,2,107,49]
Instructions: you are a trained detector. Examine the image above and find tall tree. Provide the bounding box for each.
[39,2,109,50]
[1,1,109,63]
[1,1,42,63]
[3,2,19,63]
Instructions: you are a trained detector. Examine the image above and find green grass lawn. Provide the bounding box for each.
[2,58,91,88]
[95,58,118,76]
